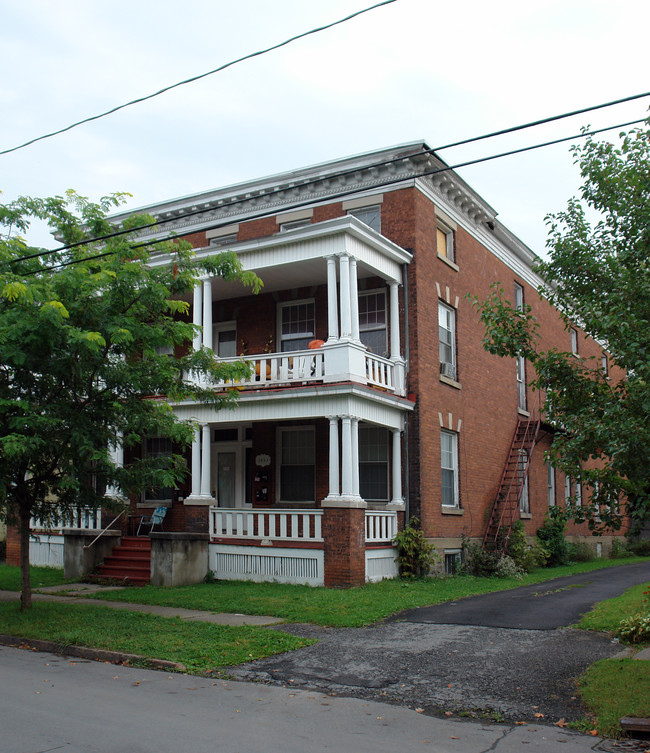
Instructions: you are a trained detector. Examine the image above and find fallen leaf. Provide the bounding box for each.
[450,736,459,740]
[556,719,568,728]
[445,711,453,716]
[376,717,383,720]
[415,708,424,714]
[534,713,544,718]
[515,721,527,726]
[589,730,598,736]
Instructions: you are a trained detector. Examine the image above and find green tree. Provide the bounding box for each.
[474,120,650,533]
[0,191,260,608]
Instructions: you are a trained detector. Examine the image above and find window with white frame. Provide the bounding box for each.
[280,218,311,233]
[279,300,315,352]
[436,223,454,262]
[571,328,579,355]
[348,205,381,233]
[516,355,527,411]
[438,302,457,380]
[143,436,173,504]
[575,479,582,506]
[518,450,530,513]
[547,462,556,507]
[601,353,608,375]
[209,233,238,248]
[279,427,315,502]
[359,424,389,502]
[214,322,237,358]
[358,290,387,356]
[564,475,571,504]
[514,282,524,311]
[441,430,459,507]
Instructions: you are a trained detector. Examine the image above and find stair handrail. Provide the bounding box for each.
[83,510,125,550]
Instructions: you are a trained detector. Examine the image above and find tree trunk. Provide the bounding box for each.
[19,499,32,610]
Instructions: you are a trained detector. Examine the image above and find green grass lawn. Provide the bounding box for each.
[85,557,647,627]
[576,581,650,738]
[0,565,66,591]
[0,601,313,673]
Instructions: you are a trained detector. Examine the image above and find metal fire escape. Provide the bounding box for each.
[483,418,541,555]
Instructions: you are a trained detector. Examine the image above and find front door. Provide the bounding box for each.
[212,442,252,508]
[217,451,236,507]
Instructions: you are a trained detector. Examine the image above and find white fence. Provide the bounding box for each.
[365,510,398,543]
[28,506,101,569]
[365,353,394,390]
[214,350,325,389]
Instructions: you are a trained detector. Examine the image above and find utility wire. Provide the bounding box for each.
[9,91,650,266]
[0,0,396,157]
[27,115,647,276]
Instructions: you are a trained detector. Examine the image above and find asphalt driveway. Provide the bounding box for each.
[230,561,650,724]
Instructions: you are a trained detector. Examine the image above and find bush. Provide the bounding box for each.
[494,555,524,580]
[508,520,548,572]
[627,538,650,557]
[461,538,524,578]
[393,518,438,578]
[536,513,571,566]
[616,612,650,644]
[567,541,595,562]
[609,538,628,559]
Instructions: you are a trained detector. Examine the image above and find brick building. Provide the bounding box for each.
[8,141,622,584]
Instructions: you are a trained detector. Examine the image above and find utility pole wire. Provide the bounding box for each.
[0,1,397,157]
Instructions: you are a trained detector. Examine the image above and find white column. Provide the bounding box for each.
[341,416,353,496]
[326,256,339,342]
[190,425,201,498]
[391,428,404,505]
[105,434,124,499]
[351,417,360,497]
[327,417,340,498]
[389,281,401,358]
[339,255,352,339]
[193,283,203,352]
[200,423,212,498]
[202,279,213,350]
[350,258,360,342]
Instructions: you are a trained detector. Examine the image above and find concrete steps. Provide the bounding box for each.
[95,537,151,585]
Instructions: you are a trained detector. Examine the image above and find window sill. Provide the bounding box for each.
[441,506,464,515]
[440,374,461,389]
[437,254,459,272]
[517,408,530,417]
[520,512,532,519]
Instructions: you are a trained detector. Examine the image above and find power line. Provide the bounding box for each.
[0,0,396,157]
[10,91,650,266]
[26,115,647,276]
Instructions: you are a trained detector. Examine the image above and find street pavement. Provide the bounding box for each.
[0,644,614,753]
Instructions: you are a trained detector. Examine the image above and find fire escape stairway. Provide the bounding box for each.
[483,418,541,555]
[95,536,151,585]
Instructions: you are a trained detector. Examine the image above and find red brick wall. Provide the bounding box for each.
[323,506,366,587]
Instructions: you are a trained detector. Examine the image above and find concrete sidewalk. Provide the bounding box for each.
[0,582,284,626]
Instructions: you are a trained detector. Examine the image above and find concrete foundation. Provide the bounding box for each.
[63,529,121,580]
[150,532,209,587]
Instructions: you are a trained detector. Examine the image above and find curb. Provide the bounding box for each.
[0,634,186,672]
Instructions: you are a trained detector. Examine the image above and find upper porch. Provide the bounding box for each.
[158,215,413,397]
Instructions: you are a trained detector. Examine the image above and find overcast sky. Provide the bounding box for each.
[1,0,648,254]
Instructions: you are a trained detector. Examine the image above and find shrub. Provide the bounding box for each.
[616,613,650,644]
[494,555,524,580]
[536,513,571,566]
[567,541,595,562]
[393,517,438,578]
[461,538,501,576]
[508,520,548,572]
[609,538,627,559]
[627,538,650,557]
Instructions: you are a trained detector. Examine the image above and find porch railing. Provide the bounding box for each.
[31,506,101,532]
[210,508,324,543]
[365,510,398,544]
[215,349,325,388]
[365,353,394,391]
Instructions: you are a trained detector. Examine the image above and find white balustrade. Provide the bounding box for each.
[31,506,101,532]
[212,349,325,389]
[365,510,398,544]
[365,353,394,390]
[210,508,323,543]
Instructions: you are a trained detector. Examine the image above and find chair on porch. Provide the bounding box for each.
[136,506,168,536]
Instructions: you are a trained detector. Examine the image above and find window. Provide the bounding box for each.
[358,290,387,356]
[514,282,524,311]
[348,205,381,233]
[143,436,173,503]
[444,550,462,574]
[547,462,556,507]
[279,428,315,502]
[601,354,608,375]
[516,355,527,411]
[575,480,582,507]
[436,224,454,262]
[441,430,459,507]
[154,344,174,357]
[571,328,579,355]
[359,425,389,502]
[564,475,571,504]
[279,300,315,351]
[209,233,238,248]
[214,322,237,358]
[280,218,311,232]
[438,303,457,380]
[518,450,530,513]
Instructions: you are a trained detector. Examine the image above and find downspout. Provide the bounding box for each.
[402,262,410,522]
